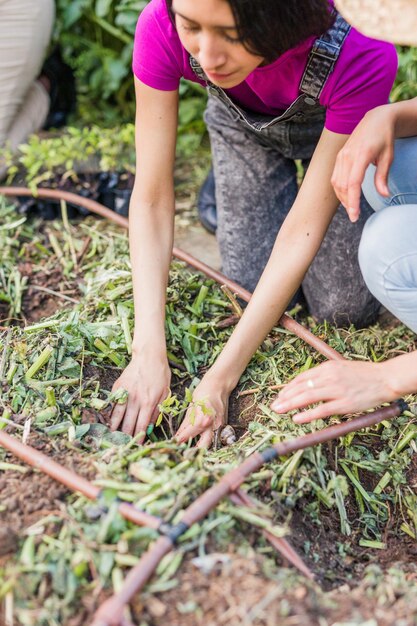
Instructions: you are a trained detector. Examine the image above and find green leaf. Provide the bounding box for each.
[96,0,113,18]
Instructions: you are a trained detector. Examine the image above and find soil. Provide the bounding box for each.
[0,430,96,560]
[1,205,416,626]
[0,260,82,326]
[131,552,417,626]
[82,363,120,393]
[20,262,81,324]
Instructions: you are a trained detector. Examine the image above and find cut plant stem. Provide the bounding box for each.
[220,284,244,317]
[28,377,79,389]
[46,229,66,269]
[45,386,57,407]
[35,406,58,423]
[24,319,61,333]
[0,329,11,381]
[94,338,125,367]
[390,424,417,456]
[0,461,28,473]
[60,199,78,269]
[25,345,54,379]
[238,383,285,397]
[117,304,132,355]
[358,539,387,550]
[30,285,80,304]
[373,471,392,495]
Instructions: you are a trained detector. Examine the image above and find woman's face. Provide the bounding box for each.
[172,0,263,87]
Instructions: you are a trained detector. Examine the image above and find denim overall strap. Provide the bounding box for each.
[189,55,209,82]
[300,12,351,101]
[189,11,350,131]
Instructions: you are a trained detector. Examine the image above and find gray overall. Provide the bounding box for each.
[191,12,379,328]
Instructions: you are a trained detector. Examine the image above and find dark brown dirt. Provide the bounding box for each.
[287,497,417,587]
[228,392,260,438]
[19,261,81,324]
[0,261,82,326]
[133,552,417,626]
[0,430,96,559]
[83,362,120,392]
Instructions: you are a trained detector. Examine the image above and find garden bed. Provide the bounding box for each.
[0,197,416,626]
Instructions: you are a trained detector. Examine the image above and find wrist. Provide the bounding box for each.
[202,365,240,394]
[364,102,394,125]
[379,358,410,400]
[131,339,167,361]
[380,353,417,400]
[388,102,403,137]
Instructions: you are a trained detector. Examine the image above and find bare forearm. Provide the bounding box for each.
[207,209,335,390]
[383,351,417,398]
[389,98,417,138]
[129,192,175,355]
[204,129,347,392]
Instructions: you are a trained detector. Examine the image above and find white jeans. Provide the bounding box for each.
[0,0,54,161]
[359,137,417,332]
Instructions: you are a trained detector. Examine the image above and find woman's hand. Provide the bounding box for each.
[331,104,396,222]
[270,360,399,424]
[175,377,229,448]
[110,352,171,441]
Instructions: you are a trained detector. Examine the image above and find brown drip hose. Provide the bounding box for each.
[0,427,309,576]
[91,401,404,626]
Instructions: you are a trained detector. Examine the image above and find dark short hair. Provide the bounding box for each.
[166,0,335,63]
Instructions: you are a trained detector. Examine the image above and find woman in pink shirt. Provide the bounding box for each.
[110,0,397,445]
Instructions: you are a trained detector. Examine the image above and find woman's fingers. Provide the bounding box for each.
[374,148,393,197]
[110,402,127,431]
[331,153,346,207]
[346,159,369,221]
[133,405,154,441]
[121,401,144,436]
[176,403,215,444]
[175,407,212,443]
[292,400,342,423]
[175,417,206,443]
[272,390,325,413]
[196,428,213,449]
[271,362,344,414]
[272,369,323,402]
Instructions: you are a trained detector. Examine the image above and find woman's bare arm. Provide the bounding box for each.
[332,97,417,222]
[176,129,349,445]
[110,78,179,439]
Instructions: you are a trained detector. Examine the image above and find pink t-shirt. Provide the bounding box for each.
[132,0,398,134]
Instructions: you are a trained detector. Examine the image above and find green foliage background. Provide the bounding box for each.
[55,0,208,154]
[55,0,142,122]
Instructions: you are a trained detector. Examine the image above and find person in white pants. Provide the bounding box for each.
[272,0,417,423]
[0,0,55,177]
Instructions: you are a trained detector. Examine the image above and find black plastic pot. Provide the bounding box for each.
[14,171,133,219]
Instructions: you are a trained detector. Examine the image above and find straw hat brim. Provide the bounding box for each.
[334,0,417,46]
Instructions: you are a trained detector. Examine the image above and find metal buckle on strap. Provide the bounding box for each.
[311,39,340,62]
[189,55,208,82]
